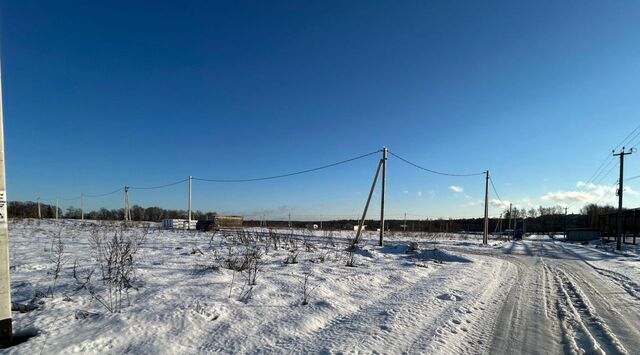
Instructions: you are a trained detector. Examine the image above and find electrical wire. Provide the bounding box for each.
[84,187,125,198]
[193,149,381,183]
[129,178,189,190]
[489,177,503,202]
[388,151,485,177]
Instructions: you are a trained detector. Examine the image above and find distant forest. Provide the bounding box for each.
[8,201,619,234]
[8,201,217,222]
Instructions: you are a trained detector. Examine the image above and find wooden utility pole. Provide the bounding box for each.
[379,147,387,246]
[0,54,12,346]
[614,147,633,251]
[483,170,489,245]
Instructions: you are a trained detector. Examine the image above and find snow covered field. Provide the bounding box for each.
[3,219,640,354]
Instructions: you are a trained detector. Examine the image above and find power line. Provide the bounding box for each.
[84,187,125,198]
[129,178,189,190]
[489,177,503,202]
[193,149,381,183]
[388,151,485,177]
[625,174,640,182]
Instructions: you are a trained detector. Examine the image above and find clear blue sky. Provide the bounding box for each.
[2,0,640,219]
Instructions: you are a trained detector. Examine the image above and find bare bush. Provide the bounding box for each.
[299,272,320,305]
[47,228,67,297]
[89,229,143,313]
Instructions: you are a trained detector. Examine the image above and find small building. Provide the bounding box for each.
[353,225,366,231]
[566,228,599,242]
[162,219,196,230]
[196,215,243,231]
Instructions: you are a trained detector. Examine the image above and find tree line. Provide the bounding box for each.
[9,200,621,234]
[8,201,217,222]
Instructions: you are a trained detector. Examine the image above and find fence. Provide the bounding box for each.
[598,208,639,245]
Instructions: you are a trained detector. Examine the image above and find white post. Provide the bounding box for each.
[0,56,12,345]
[37,198,41,219]
[483,170,489,245]
[80,193,84,220]
[188,176,192,229]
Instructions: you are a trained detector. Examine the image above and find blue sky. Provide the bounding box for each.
[2,0,640,219]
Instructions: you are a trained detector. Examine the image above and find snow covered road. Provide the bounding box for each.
[483,236,640,355]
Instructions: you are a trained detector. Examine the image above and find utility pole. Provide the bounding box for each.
[288,213,291,229]
[355,159,383,244]
[80,193,84,220]
[37,198,41,219]
[188,176,192,229]
[483,170,489,245]
[614,147,633,251]
[403,212,407,232]
[0,54,12,346]
[379,147,387,246]
[55,199,59,220]
[564,207,568,239]
[508,203,512,241]
[124,186,130,225]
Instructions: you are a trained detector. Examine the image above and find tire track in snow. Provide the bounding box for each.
[548,264,628,355]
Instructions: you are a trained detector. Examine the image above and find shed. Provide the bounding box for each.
[566,228,599,242]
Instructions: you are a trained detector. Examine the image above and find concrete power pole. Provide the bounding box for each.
[483,170,489,245]
[37,198,41,219]
[0,54,12,346]
[564,207,568,239]
[508,203,512,241]
[80,193,84,220]
[55,199,59,220]
[188,176,192,229]
[124,186,130,225]
[403,212,407,232]
[379,147,387,246]
[355,159,383,244]
[614,147,633,251]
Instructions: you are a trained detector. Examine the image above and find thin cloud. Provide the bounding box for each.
[450,185,464,193]
[491,199,511,209]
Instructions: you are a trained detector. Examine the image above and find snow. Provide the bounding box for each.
[4,219,640,354]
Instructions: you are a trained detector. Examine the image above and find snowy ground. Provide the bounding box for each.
[3,219,640,354]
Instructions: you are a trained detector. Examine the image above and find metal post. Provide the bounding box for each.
[188,176,192,229]
[0,55,12,346]
[614,148,632,251]
[355,159,383,244]
[379,147,387,246]
[483,170,489,245]
[80,193,84,220]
